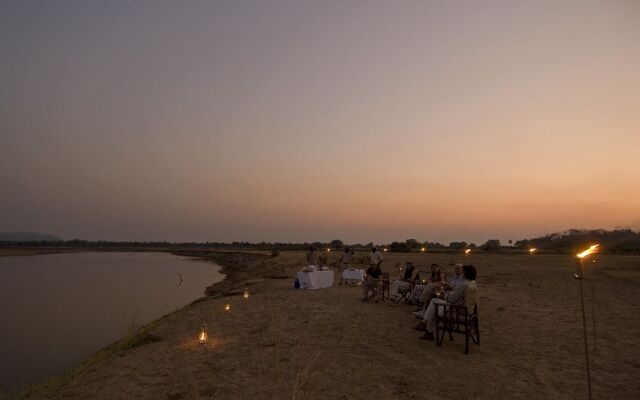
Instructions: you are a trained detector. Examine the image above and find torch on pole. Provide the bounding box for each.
[577,264,592,400]
[590,260,597,353]
[576,244,599,400]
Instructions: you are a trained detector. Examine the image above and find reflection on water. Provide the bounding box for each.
[0,252,223,393]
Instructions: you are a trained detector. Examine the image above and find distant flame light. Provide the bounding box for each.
[529,248,537,254]
[383,248,388,252]
[421,247,426,252]
[577,244,599,259]
[224,303,231,313]
[465,249,471,256]
[198,323,208,344]
[243,287,249,300]
[327,248,331,252]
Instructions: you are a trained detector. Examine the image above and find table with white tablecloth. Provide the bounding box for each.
[342,269,365,282]
[296,270,334,289]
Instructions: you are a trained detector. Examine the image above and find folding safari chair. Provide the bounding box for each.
[377,272,390,300]
[434,303,480,354]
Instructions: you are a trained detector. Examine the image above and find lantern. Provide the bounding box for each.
[198,323,208,344]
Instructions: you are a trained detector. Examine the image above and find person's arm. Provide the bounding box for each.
[377,253,384,268]
[445,282,466,305]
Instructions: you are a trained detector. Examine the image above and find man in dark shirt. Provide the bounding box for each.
[362,263,382,301]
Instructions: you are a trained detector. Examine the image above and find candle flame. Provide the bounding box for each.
[577,244,599,259]
[199,323,208,344]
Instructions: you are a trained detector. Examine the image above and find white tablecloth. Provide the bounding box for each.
[342,269,365,281]
[296,270,334,289]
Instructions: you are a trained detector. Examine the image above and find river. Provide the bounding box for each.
[0,251,223,394]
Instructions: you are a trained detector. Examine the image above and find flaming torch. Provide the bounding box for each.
[529,248,537,256]
[464,249,471,257]
[575,244,599,400]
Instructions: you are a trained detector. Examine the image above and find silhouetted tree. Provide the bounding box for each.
[481,239,501,252]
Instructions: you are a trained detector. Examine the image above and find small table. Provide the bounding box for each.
[342,269,365,282]
[296,270,334,289]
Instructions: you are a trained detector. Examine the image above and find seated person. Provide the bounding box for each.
[443,264,465,291]
[410,263,446,306]
[362,263,383,302]
[416,264,478,339]
[389,261,418,301]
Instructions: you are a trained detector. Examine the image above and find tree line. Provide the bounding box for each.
[1,228,638,253]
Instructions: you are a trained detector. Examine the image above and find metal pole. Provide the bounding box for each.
[579,259,593,400]
[591,276,597,352]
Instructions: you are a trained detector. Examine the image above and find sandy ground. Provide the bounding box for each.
[16,251,640,400]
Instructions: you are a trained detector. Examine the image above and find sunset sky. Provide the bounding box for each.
[1,1,639,244]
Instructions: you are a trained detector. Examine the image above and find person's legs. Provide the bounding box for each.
[421,299,447,340]
[424,299,437,332]
[338,265,345,285]
[389,280,400,300]
[362,278,370,299]
[421,283,435,304]
[409,284,424,304]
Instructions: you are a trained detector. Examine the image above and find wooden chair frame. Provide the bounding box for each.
[376,272,390,300]
[434,303,480,354]
[392,280,416,304]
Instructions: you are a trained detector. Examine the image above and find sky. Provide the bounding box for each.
[1,0,639,244]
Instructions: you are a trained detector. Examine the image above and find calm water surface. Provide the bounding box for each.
[0,252,223,393]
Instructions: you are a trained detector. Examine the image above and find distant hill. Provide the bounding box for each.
[0,232,63,242]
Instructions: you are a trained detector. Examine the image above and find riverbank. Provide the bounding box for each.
[12,251,640,399]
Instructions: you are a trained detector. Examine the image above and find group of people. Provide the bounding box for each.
[362,253,478,341]
[409,263,477,340]
[305,246,478,342]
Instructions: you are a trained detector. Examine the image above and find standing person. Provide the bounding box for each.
[337,247,353,286]
[368,246,384,269]
[306,246,318,268]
